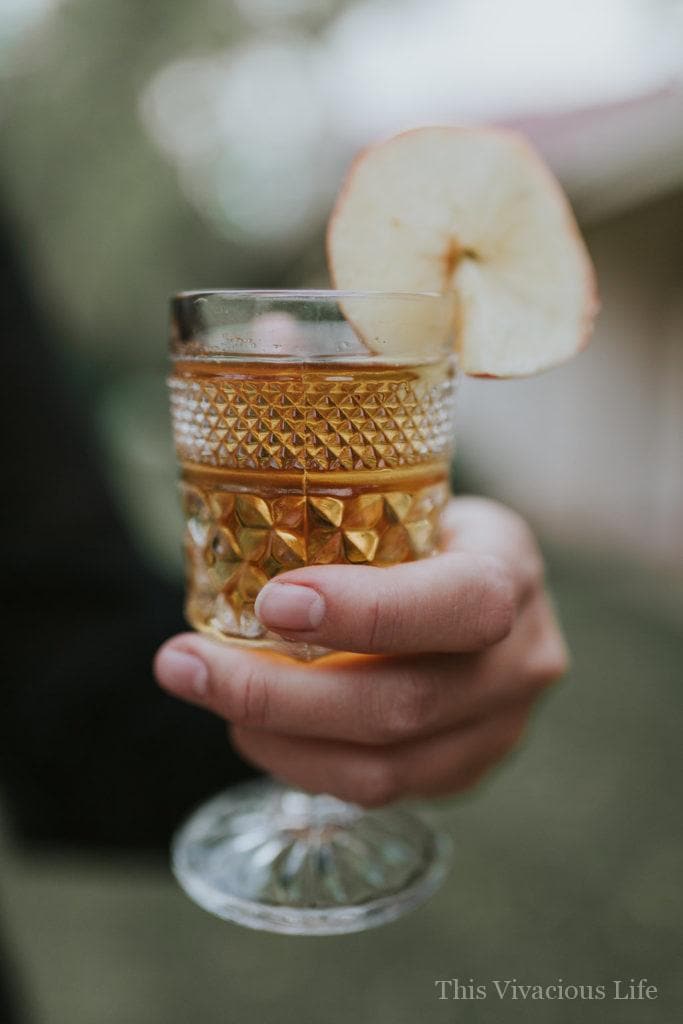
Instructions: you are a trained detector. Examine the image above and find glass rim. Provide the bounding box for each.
[171,289,457,362]
[172,288,447,303]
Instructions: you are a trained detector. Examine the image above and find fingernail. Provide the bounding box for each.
[255,583,325,632]
[156,647,208,699]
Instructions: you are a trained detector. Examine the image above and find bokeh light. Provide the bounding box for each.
[140,37,338,247]
[0,0,64,58]
[139,0,683,246]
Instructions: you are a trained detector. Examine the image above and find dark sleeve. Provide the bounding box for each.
[0,214,256,852]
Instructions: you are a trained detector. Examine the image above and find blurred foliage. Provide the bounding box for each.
[0,0,345,570]
[0,0,341,376]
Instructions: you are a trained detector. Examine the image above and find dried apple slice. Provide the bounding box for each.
[327,126,598,377]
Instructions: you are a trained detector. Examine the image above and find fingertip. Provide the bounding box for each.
[154,641,208,700]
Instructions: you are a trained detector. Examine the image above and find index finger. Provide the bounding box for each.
[441,497,544,604]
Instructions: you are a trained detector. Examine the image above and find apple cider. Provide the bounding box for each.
[168,356,457,645]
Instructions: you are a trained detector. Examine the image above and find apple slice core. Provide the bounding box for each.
[327,127,598,378]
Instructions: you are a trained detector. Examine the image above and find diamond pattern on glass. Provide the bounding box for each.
[169,362,456,471]
[172,359,456,642]
[182,479,449,639]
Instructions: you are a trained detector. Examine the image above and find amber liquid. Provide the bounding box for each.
[169,357,456,647]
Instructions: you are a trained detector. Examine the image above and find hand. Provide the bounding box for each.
[154,498,568,806]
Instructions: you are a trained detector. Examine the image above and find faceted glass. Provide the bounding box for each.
[167,291,457,932]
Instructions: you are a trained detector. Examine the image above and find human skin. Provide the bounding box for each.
[154,497,568,806]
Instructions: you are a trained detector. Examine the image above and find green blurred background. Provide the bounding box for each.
[1,0,681,1021]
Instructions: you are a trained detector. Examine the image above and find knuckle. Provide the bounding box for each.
[231,666,271,727]
[349,757,402,808]
[521,549,545,597]
[526,634,570,690]
[472,555,516,647]
[503,506,542,556]
[363,585,399,651]
[373,671,437,742]
[511,519,545,597]
[364,592,384,648]
[493,506,546,596]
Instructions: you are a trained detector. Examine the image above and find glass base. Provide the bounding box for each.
[189,620,332,661]
[171,779,452,935]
